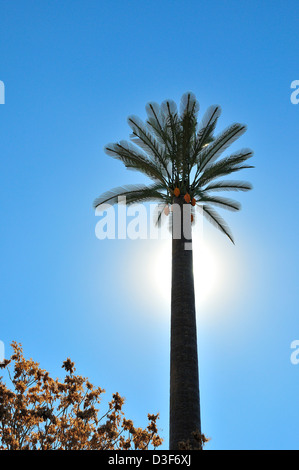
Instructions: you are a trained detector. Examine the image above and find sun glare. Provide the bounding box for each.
[151,236,221,311]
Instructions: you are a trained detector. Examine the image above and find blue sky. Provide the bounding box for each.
[1,0,299,450]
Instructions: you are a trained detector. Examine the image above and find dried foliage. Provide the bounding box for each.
[178,430,210,450]
[0,342,163,450]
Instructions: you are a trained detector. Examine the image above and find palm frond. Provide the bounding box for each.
[201,205,235,244]
[160,99,180,154]
[178,92,200,182]
[197,149,254,186]
[199,195,241,211]
[179,91,200,118]
[219,148,254,166]
[203,180,253,192]
[104,141,168,185]
[145,101,165,130]
[161,99,178,121]
[198,164,254,187]
[197,123,247,173]
[152,202,169,227]
[93,183,167,209]
[194,105,221,154]
[127,115,169,172]
[145,102,171,148]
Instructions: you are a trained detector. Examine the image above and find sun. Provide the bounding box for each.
[151,236,221,310]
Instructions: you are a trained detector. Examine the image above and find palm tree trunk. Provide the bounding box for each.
[169,196,201,449]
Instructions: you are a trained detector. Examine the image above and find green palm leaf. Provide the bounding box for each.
[197,149,254,187]
[127,115,170,177]
[203,180,252,192]
[193,105,221,157]
[199,195,241,211]
[95,91,254,243]
[201,205,235,244]
[197,124,247,173]
[93,183,167,209]
[104,141,168,185]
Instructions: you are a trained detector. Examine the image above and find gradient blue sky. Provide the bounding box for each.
[1,0,299,450]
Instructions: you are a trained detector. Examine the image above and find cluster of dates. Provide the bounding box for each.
[164,187,197,223]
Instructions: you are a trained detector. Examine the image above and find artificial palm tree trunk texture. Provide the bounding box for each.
[169,196,201,450]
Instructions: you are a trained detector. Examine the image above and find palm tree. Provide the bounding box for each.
[93,92,253,450]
